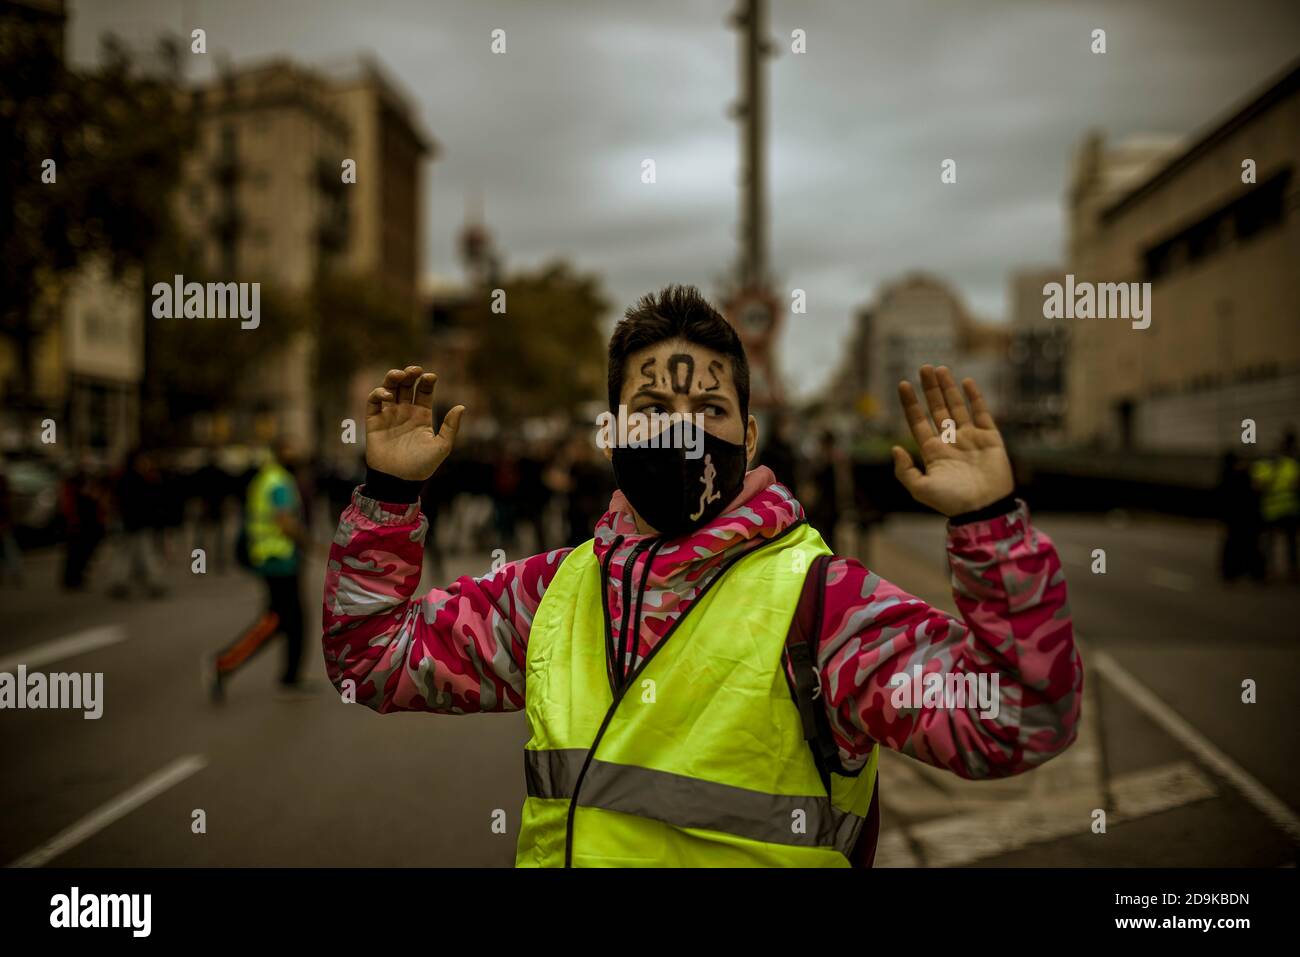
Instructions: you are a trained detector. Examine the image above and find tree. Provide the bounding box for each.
[312,271,416,448]
[468,261,609,422]
[0,25,194,410]
[142,271,309,444]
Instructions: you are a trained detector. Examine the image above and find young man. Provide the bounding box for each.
[211,438,310,701]
[323,284,1080,867]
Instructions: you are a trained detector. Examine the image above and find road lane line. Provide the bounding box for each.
[880,761,1217,867]
[1145,567,1194,592]
[7,754,208,868]
[0,624,127,673]
[1091,649,1300,844]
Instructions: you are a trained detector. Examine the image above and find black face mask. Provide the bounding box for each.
[611,419,748,538]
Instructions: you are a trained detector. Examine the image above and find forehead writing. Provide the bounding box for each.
[629,349,732,399]
[667,354,694,394]
[703,360,722,392]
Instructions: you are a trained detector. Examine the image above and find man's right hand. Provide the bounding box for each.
[365,365,465,481]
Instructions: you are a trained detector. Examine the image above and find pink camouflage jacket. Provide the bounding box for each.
[322,466,1081,779]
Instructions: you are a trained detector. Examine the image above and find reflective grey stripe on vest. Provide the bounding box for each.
[525,748,864,857]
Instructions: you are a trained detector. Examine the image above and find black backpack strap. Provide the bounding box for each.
[782,554,846,793]
[783,552,880,867]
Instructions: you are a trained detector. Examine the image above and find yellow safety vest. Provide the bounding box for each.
[245,462,297,567]
[1252,456,1299,522]
[516,522,879,867]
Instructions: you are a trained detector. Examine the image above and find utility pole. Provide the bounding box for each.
[736,0,768,289]
[725,0,782,410]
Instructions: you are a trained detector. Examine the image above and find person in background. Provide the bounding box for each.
[209,438,311,700]
[491,443,522,553]
[108,448,167,599]
[758,412,800,492]
[516,438,552,554]
[151,450,184,563]
[0,457,22,588]
[1218,451,1263,584]
[193,452,231,573]
[1252,429,1299,583]
[545,429,615,549]
[61,455,108,590]
[807,429,853,553]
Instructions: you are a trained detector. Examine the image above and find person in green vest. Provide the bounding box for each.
[1252,429,1299,582]
[323,284,1080,867]
[210,437,310,701]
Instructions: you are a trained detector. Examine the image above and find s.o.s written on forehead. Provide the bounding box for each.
[628,346,736,409]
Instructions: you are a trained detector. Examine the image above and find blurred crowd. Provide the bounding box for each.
[0,425,1294,592]
[0,419,856,591]
[0,426,624,592]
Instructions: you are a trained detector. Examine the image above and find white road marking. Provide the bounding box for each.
[878,761,1217,867]
[7,754,208,868]
[1144,567,1195,592]
[1091,649,1300,844]
[0,624,127,673]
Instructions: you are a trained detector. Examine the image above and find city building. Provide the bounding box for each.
[1002,266,1069,442]
[833,273,1007,439]
[172,55,433,452]
[1065,59,1300,451]
[0,0,144,462]
[321,55,433,321]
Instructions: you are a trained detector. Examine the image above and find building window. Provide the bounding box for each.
[1235,170,1289,240]
[1142,168,1291,280]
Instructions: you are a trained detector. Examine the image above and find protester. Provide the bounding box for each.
[545,429,615,549]
[322,284,1080,868]
[758,411,800,491]
[1252,429,1299,583]
[192,452,231,573]
[0,457,22,588]
[108,448,167,599]
[1218,451,1263,583]
[806,429,853,552]
[209,438,311,700]
[491,444,523,552]
[61,456,108,590]
[515,439,553,553]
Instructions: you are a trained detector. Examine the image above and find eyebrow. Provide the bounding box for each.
[630,387,733,407]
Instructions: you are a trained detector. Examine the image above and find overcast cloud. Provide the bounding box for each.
[69,0,1300,398]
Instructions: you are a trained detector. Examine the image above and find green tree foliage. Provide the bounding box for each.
[314,272,414,390]
[468,261,609,422]
[143,271,309,439]
[0,27,194,398]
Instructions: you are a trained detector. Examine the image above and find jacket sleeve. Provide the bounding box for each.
[321,487,566,715]
[816,500,1081,779]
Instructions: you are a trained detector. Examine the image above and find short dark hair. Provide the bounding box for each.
[607,284,750,416]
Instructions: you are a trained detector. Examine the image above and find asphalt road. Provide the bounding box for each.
[0,507,1296,866]
[877,509,1300,866]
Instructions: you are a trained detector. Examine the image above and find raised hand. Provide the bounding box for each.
[364,365,465,481]
[891,365,1014,517]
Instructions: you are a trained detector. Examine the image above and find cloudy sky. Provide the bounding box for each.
[69,0,1300,398]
